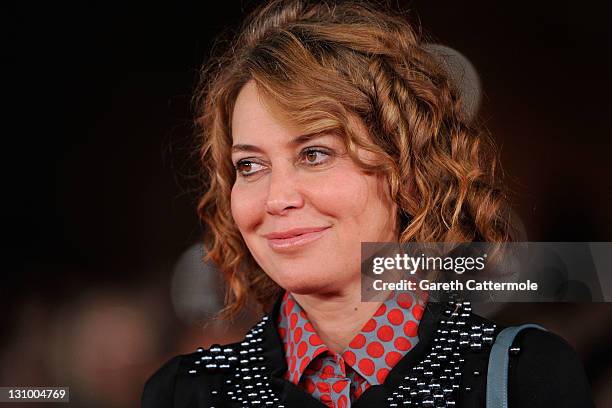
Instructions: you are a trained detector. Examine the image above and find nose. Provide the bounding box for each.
[264,166,305,215]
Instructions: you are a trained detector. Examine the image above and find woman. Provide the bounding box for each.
[142,1,593,407]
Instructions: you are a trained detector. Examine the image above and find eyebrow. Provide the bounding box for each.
[231,132,328,153]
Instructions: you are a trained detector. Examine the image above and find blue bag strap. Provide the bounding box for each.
[486,324,547,408]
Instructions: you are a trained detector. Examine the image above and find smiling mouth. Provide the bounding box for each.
[264,226,331,252]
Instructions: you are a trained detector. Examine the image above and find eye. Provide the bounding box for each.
[235,159,265,177]
[300,148,331,165]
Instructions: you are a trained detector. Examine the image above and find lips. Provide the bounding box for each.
[263,226,331,251]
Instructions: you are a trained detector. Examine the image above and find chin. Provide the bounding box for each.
[258,255,357,295]
[278,273,352,297]
[275,276,325,295]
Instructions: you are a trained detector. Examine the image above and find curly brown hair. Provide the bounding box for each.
[194,0,514,319]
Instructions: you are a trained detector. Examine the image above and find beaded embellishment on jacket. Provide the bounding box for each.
[386,301,496,407]
[188,316,285,407]
[186,301,498,407]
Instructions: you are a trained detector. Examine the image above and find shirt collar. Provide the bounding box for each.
[276,291,426,386]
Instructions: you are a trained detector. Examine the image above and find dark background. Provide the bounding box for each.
[3,1,612,407]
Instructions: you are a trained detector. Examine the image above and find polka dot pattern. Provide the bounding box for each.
[387,308,404,325]
[366,341,384,358]
[394,336,412,351]
[377,325,394,342]
[349,334,366,349]
[277,291,424,407]
[403,320,418,337]
[385,351,402,366]
[343,350,356,366]
[376,367,389,383]
[309,334,323,346]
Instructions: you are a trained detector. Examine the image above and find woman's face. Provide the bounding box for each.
[230,81,398,295]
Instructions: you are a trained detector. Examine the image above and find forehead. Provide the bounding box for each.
[231,81,301,145]
[230,81,378,156]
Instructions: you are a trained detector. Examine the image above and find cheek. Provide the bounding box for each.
[230,183,263,232]
[307,170,395,238]
[302,169,371,221]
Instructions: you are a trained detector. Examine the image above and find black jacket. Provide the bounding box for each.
[142,300,594,407]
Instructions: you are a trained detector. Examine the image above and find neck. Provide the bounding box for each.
[291,282,388,354]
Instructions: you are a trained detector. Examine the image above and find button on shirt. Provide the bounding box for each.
[277,291,425,408]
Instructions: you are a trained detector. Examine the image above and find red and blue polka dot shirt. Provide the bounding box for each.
[277,291,426,408]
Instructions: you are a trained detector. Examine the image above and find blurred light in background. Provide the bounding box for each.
[171,243,224,325]
[424,44,482,122]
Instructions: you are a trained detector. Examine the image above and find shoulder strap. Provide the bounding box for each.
[486,324,547,408]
